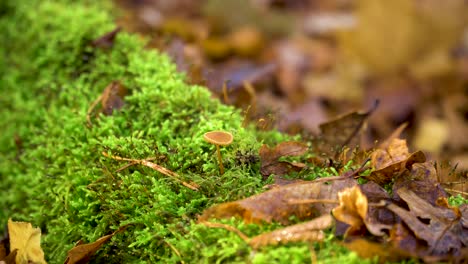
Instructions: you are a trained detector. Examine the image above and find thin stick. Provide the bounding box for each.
[243,81,256,114]
[164,241,185,264]
[200,221,250,243]
[222,81,230,104]
[86,94,103,127]
[241,105,251,128]
[102,152,199,191]
[444,188,468,197]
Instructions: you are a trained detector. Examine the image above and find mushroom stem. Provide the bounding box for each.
[216,145,225,175]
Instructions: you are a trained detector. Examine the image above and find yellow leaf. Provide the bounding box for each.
[8,219,46,264]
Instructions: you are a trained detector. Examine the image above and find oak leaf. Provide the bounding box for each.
[387,187,468,256]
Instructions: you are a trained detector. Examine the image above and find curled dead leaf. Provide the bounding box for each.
[369,136,426,186]
[65,225,127,264]
[332,186,389,237]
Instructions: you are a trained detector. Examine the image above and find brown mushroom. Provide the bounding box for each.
[203,131,233,175]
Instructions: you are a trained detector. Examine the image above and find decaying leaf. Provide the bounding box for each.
[249,214,333,248]
[100,81,128,116]
[332,186,389,237]
[0,249,17,264]
[0,237,17,264]
[387,187,468,256]
[65,226,127,264]
[368,138,426,185]
[91,27,121,49]
[199,178,356,224]
[313,102,378,160]
[86,81,128,126]
[8,219,46,264]
[332,186,367,235]
[259,141,308,178]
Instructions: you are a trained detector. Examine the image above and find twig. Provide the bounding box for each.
[164,241,185,264]
[222,81,230,104]
[86,94,103,127]
[102,152,199,191]
[444,188,468,197]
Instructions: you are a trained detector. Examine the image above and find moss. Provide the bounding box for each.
[0,0,367,263]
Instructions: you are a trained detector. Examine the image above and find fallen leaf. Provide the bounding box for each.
[259,141,308,179]
[313,101,378,160]
[332,186,390,237]
[64,226,126,264]
[86,81,128,126]
[392,164,448,207]
[8,219,46,264]
[387,187,468,257]
[100,81,128,116]
[249,214,333,248]
[332,186,368,236]
[91,27,121,49]
[359,182,395,226]
[199,178,356,224]
[368,137,426,186]
[0,249,17,264]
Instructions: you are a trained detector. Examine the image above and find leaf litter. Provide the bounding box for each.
[200,112,467,262]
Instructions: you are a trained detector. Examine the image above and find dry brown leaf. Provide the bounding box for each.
[86,81,128,127]
[313,102,377,160]
[0,239,6,261]
[64,226,126,264]
[0,249,17,264]
[199,178,356,224]
[387,187,468,257]
[371,138,410,170]
[259,141,308,178]
[249,214,333,249]
[91,27,121,49]
[369,138,426,185]
[0,237,17,264]
[332,186,389,237]
[8,219,46,264]
[100,81,128,116]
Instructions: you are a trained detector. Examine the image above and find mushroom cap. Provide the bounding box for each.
[203,131,233,146]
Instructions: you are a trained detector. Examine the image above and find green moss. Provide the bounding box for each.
[0,0,365,263]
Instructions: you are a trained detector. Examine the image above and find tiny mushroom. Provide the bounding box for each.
[203,131,234,175]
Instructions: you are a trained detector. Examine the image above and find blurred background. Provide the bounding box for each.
[115,0,468,172]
